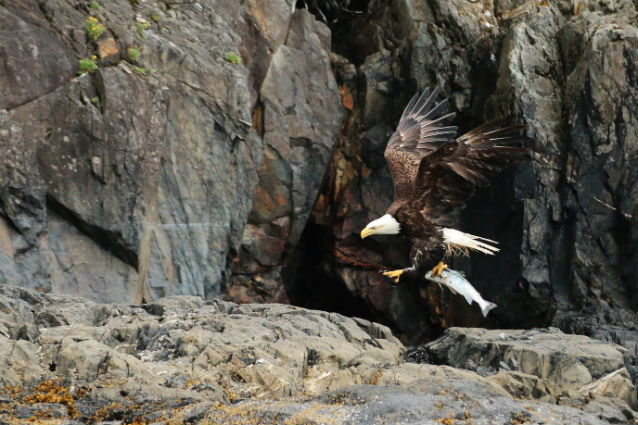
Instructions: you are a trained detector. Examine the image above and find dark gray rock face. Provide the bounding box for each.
[0,0,340,304]
[0,286,635,424]
[295,0,638,342]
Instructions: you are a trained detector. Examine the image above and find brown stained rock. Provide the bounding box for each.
[228,9,343,302]
[97,37,119,64]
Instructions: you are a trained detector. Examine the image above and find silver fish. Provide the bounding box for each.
[425,268,497,317]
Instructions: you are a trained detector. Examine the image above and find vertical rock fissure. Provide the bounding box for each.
[287,0,409,330]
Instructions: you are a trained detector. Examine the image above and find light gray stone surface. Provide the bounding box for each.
[0,286,635,424]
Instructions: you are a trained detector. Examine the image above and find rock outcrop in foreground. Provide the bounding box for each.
[0,286,635,424]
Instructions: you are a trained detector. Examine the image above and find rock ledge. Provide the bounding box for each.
[0,286,636,424]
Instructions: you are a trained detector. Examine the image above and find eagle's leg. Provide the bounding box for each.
[429,261,448,278]
[381,266,416,284]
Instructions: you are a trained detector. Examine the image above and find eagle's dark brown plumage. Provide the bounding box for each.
[360,88,529,282]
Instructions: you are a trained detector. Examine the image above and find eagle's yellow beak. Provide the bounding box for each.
[360,227,373,239]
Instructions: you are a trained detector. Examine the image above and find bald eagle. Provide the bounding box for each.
[360,88,528,282]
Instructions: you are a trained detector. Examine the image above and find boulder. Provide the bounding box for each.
[423,327,637,409]
[554,308,638,386]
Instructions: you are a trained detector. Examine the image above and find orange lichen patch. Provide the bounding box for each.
[4,385,24,397]
[4,418,68,425]
[74,385,91,400]
[23,379,79,419]
[339,85,354,111]
[369,369,383,385]
[98,37,119,60]
[179,377,199,389]
[202,400,343,425]
[436,416,454,425]
[88,402,126,423]
[510,411,532,424]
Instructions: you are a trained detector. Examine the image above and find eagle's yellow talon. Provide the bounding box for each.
[430,261,448,278]
[382,269,404,283]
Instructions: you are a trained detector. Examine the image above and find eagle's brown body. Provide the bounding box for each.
[386,201,443,269]
[361,88,529,280]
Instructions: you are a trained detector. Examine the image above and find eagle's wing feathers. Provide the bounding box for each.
[384,88,458,202]
[414,118,528,225]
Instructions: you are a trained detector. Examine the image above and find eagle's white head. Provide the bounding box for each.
[360,214,401,238]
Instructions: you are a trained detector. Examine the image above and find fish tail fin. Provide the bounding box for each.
[442,228,500,255]
[479,301,498,317]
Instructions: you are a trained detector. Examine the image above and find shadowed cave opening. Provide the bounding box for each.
[284,221,382,322]
[284,0,388,327]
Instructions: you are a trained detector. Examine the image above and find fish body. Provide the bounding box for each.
[425,268,497,317]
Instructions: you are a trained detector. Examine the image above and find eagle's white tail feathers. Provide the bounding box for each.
[442,228,500,255]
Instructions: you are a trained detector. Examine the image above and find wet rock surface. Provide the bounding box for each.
[0,286,636,424]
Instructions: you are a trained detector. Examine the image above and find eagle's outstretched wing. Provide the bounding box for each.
[414,119,528,225]
[384,88,458,203]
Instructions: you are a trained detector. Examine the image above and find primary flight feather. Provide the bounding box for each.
[360,87,528,282]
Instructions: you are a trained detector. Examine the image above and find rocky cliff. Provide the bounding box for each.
[290,0,638,344]
[0,0,341,305]
[1,0,637,357]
